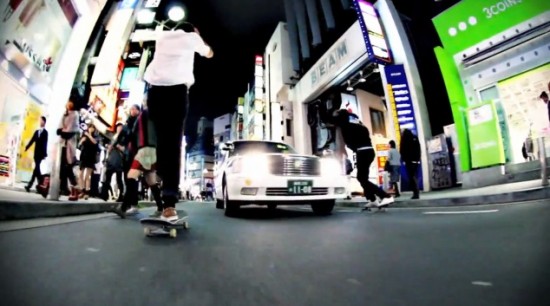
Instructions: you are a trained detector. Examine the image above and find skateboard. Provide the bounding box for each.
[361,203,389,212]
[140,210,189,238]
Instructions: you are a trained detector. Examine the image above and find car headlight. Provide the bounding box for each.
[321,158,342,176]
[231,155,270,175]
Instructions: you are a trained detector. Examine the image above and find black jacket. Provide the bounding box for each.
[400,130,421,163]
[26,129,48,160]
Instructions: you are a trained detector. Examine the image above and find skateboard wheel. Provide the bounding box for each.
[169,228,177,238]
[144,227,151,236]
[183,222,189,229]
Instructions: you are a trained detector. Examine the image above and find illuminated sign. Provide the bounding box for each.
[353,0,392,64]
[143,0,162,8]
[384,64,417,137]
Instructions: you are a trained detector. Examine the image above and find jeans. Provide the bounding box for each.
[356,149,389,202]
[148,83,188,208]
[405,162,420,197]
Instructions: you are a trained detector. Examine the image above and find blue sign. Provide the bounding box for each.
[384,64,418,136]
[119,0,139,9]
[352,0,392,64]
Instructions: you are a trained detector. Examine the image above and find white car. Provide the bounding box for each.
[214,140,348,216]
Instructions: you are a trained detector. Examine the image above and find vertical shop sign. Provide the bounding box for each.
[352,0,392,64]
[376,143,390,186]
[384,64,418,137]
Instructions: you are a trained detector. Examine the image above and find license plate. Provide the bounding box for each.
[287,180,313,194]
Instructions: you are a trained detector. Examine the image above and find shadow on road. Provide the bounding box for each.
[226,206,326,220]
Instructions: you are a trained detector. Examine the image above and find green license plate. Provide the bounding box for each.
[287,180,313,194]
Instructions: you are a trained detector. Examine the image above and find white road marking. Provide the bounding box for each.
[472,281,493,287]
[423,209,499,215]
[86,247,100,252]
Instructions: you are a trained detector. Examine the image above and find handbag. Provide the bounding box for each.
[384,161,392,172]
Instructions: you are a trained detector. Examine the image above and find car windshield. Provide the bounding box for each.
[230,142,297,156]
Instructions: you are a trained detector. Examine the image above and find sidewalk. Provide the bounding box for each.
[336,179,550,208]
[1,179,548,220]
[0,187,117,220]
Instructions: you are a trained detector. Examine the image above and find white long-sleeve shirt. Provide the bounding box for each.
[143,30,211,87]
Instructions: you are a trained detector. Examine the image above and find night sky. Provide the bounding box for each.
[154,0,461,137]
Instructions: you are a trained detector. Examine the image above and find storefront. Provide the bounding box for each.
[0,0,103,186]
[433,0,550,181]
[287,0,432,192]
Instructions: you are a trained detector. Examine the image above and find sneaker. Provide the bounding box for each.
[149,210,162,218]
[114,204,126,219]
[25,186,30,192]
[363,199,378,209]
[161,207,179,222]
[378,197,395,207]
[125,206,139,216]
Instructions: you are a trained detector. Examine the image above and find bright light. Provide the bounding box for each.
[168,6,185,22]
[232,155,269,175]
[321,158,342,176]
[137,9,155,24]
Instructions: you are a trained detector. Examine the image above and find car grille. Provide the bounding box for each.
[265,187,329,196]
[269,156,321,176]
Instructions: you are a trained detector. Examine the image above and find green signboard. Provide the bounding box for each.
[467,101,505,168]
[433,0,550,55]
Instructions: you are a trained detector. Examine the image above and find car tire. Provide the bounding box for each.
[311,200,335,215]
[223,182,239,216]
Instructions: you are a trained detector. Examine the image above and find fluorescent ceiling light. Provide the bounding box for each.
[137,9,155,24]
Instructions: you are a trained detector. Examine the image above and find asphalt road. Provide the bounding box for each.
[0,201,548,306]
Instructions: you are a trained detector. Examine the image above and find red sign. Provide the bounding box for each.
[376,144,390,185]
[255,55,263,65]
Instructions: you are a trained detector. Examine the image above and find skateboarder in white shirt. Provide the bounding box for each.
[143,22,213,222]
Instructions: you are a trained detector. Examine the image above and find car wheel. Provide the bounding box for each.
[267,204,277,210]
[215,199,224,209]
[311,200,335,215]
[223,182,239,216]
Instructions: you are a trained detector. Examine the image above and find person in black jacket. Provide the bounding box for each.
[330,109,394,209]
[400,129,421,199]
[25,116,48,192]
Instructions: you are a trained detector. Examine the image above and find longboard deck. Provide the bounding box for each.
[140,210,189,238]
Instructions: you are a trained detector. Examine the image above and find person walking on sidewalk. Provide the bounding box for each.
[57,100,80,201]
[329,109,394,209]
[77,124,99,200]
[115,107,164,218]
[24,116,48,192]
[143,22,213,222]
[400,128,421,199]
[100,123,125,202]
[387,140,401,197]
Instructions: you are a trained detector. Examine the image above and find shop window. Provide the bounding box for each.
[286,119,292,137]
[369,108,386,137]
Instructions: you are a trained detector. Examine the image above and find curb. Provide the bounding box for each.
[0,201,118,221]
[336,186,550,208]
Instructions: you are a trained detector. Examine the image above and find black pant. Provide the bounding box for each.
[102,168,124,197]
[61,147,77,187]
[27,157,43,188]
[148,83,188,208]
[356,149,389,202]
[405,162,420,197]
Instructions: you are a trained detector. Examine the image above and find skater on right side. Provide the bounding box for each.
[400,129,421,199]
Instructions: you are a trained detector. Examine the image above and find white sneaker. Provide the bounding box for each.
[363,199,378,209]
[378,197,394,207]
[125,207,139,215]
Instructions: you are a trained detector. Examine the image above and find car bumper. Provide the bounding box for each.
[222,174,348,203]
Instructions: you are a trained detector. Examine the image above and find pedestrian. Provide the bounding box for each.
[539,91,549,124]
[57,100,80,201]
[387,140,401,197]
[115,107,164,218]
[329,109,394,209]
[24,115,48,192]
[143,22,213,222]
[400,128,421,199]
[77,124,99,200]
[100,123,125,202]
